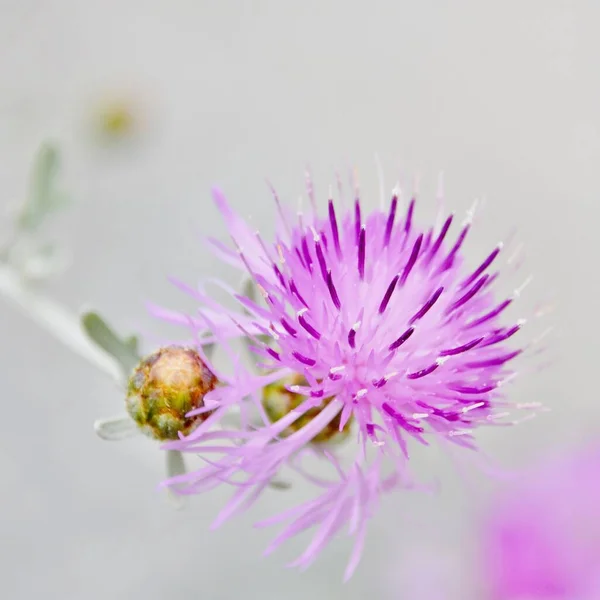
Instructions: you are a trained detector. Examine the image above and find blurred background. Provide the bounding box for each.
[0,1,597,599]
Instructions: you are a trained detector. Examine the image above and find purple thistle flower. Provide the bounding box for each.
[481,443,600,600]
[151,173,534,579]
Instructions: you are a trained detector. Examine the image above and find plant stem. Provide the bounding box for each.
[0,263,122,383]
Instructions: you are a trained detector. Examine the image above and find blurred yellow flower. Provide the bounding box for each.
[93,97,139,141]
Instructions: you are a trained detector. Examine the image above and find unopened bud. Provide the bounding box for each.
[262,374,352,444]
[125,346,217,441]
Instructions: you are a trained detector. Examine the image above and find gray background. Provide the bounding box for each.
[0,1,596,598]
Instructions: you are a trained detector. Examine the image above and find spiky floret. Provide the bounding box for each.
[151,175,532,578]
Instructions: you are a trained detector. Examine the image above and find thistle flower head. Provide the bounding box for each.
[126,346,217,440]
[196,182,523,446]
[151,171,535,578]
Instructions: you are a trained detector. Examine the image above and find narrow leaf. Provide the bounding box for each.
[81,311,140,376]
[18,143,69,231]
[268,478,292,490]
[94,415,138,441]
[123,335,139,356]
[241,277,257,303]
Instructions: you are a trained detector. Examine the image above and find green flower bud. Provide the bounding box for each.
[125,346,217,441]
[262,374,352,444]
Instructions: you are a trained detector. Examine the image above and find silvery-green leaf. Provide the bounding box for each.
[94,415,138,440]
[238,278,260,366]
[47,192,70,212]
[202,341,215,359]
[21,244,70,281]
[268,478,291,490]
[241,277,257,303]
[21,255,59,281]
[123,335,139,356]
[81,311,140,376]
[238,277,270,369]
[18,143,69,231]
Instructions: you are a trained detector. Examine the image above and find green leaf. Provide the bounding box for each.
[94,414,138,441]
[202,341,215,359]
[241,277,257,303]
[81,311,140,376]
[18,143,70,231]
[123,335,139,356]
[47,192,70,212]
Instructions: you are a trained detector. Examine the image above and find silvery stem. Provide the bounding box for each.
[0,263,122,383]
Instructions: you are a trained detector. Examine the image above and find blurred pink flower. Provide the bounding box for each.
[482,443,600,599]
